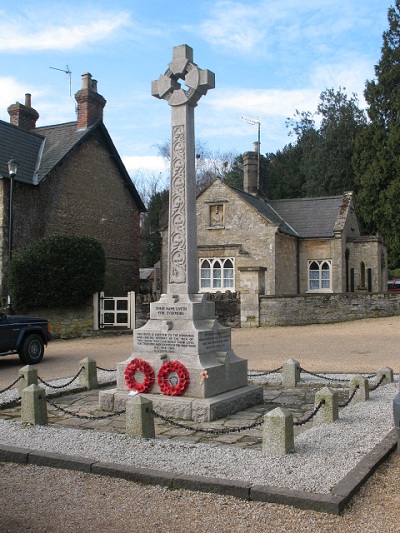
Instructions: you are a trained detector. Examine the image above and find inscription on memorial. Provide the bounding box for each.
[154,305,189,318]
[135,329,230,354]
[136,331,196,353]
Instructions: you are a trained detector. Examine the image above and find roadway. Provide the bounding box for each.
[0,315,399,389]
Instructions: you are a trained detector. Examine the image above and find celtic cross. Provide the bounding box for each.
[152,45,215,295]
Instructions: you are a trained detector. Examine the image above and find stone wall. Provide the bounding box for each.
[260,293,400,326]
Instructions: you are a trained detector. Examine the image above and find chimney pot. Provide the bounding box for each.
[75,73,106,130]
[25,93,32,107]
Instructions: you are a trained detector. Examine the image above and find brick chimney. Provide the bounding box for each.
[7,94,39,130]
[74,73,106,129]
[243,145,259,195]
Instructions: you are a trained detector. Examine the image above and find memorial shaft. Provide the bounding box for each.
[152,44,215,295]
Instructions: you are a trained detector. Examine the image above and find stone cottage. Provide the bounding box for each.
[0,73,146,297]
[162,145,387,325]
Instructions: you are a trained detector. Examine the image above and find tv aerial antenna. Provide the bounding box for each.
[49,65,73,97]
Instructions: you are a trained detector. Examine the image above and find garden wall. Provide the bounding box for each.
[260,293,400,326]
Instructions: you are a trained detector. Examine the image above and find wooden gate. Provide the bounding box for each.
[95,291,135,329]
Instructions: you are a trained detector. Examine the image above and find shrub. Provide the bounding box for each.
[9,235,106,310]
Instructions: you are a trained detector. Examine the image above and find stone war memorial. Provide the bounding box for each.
[100,45,263,421]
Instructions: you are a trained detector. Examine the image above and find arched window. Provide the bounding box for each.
[308,260,332,291]
[199,258,235,291]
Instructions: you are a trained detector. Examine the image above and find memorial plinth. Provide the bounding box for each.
[99,45,262,421]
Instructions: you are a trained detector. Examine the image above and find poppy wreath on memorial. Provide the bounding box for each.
[157,361,190,396]
[124,358,155,393]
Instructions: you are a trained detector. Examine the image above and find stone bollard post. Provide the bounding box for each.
[126,395,155,438]
[21,384,47,425]
[376,366,394,385]
[281,359,300,388]
[79,357,98,390]
[18,365,38,397]
[349,375,369,403]
[313,387,338,425]
[262,407,294,457]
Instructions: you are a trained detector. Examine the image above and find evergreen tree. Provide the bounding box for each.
[140,187,169,268]
[353,1,400,268]
[286,88,366,197]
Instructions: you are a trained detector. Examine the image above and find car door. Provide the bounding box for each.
[0,313,12,353]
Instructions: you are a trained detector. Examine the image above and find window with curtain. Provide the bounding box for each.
[199,258,234,291]
[308,260,332,291]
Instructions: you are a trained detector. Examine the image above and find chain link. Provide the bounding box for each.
[150,408,263,435]
[369,374,386,391]
[293,400,325,426]
[45,397,125,420]
[0,396,21,409]
[96,366,117,372]
[339,385,359,408]
[38,367,84,389]
[248,367,283,378]
[300,368,350,383]
[0,376,22,394]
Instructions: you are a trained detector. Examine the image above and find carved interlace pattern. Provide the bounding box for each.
[169,125,186,284]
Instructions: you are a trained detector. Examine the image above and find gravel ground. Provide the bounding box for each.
[1,453,400,533]
[1,317,400,531]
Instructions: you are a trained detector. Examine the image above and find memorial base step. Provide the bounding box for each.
[99,384,263,422]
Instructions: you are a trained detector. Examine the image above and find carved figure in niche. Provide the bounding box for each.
[210,204,223,226]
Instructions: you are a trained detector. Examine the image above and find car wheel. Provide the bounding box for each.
[19,334,44,364]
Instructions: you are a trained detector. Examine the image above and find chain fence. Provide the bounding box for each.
[0,376,22,394]
[300,368,376,383]
[293,400,325,426]
[149,408,263,435]
[38,368,84,389]
[369,374,386,391]
[45,397,126,420]
[96,366,117,372]
[339,385,359,408]
[248,367,283,378]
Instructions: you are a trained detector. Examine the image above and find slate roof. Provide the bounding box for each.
[268,196,344,238]
[231,187,298,236]
[228,184,344,238]
[0,120,44,184]
[0,119,145,211]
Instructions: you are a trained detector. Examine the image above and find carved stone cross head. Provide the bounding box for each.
[152,44,215,107]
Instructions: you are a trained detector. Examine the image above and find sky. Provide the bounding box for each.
[0,0,394,188]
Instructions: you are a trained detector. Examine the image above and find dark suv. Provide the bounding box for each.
[0,312,52,364]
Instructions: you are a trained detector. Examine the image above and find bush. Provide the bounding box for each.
[9,235,106,310]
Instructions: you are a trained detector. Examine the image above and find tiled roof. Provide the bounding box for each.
[0,120,44,184]
[229,184,344,238]
[231,187,299,236]
[268,196,344,238]
[0,119,145,211]
[34,121,91,182]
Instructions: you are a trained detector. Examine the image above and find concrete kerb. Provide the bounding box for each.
[0,428,396,515]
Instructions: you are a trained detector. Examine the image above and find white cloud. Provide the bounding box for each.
[0,9,130,52]
[122,155,168,174]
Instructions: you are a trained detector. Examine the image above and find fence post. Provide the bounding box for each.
[313,387,338,425]
[126,395,155,438]
[21,384,47,425]
[93,292,99,331]
[349,375,369,403]
[282,359,300,388]
[79,358,98,390]
[18,365,38,397]
[376,366,394,385]
[129,291,136,330]
[262,407,294,457]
